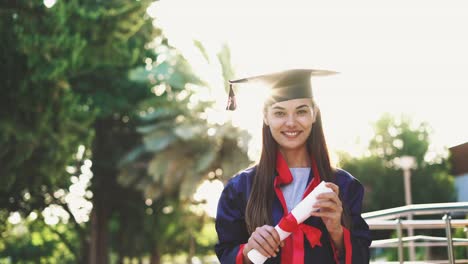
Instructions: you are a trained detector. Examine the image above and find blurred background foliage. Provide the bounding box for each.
[338,114,458,260]
[1,0,251,263]
[339,114,455,213]
[0,0,462,263]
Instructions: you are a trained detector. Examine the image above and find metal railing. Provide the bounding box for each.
[363,202,468,264]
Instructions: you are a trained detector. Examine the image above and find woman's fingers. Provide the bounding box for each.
[316,192,341,205]
[264,225,281,245]
[325,182,340,196]
[249,225,281,257]
[261,226,281,253]
[311,210,339,219]
[313,200,343,212]
[249,235,273,257]
[312,183,343,231]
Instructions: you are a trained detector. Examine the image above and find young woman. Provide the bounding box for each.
[216,69,371,264]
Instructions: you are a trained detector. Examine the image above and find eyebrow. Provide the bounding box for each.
[272,106,285,110]
[272,104,309,110]
[296,105,309,109]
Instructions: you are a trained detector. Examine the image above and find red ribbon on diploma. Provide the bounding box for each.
[299,224,322,248]
[278,213,322,248]
[278,213,299,232]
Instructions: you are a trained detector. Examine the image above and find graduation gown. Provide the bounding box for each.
[215,153,371,264]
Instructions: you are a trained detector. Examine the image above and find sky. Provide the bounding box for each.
[148,0,468,217]
[151,0,468,160]
[35,0,467,221]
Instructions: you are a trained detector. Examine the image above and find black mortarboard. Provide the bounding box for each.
[226,69,337,110]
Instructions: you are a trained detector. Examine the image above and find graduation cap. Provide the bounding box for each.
[226,69,337,110]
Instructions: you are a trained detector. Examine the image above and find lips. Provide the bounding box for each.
[282,131,302,138]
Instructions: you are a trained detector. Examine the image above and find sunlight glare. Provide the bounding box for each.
[146,2,158,18]
[193,179,224,218]
[43,0,56,8]
[230,82,271,160]
[76,145,85,160]
[8,212,21,225]
[28,211,38,221]
[155,0,468,154]
[154,0,468,219]
[42,204,70,225]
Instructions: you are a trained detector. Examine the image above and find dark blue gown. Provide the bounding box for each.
[215,155,371,264]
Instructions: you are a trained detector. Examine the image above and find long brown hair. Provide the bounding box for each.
[245,100,338,234]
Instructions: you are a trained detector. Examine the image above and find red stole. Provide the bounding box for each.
[274,152,323,264]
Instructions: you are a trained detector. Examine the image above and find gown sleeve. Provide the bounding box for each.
[215,179,250,264]
[340,177,372,263]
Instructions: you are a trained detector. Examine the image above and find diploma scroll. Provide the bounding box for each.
[247,181,333,264]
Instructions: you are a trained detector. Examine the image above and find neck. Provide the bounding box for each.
[279,147,310,168]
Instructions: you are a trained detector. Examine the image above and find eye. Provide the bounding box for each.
[273,111,285,117]
[297,109,309,115]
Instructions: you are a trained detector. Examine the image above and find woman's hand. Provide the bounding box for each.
[243,225,284,260]
[310,182,344,252]
[311,182,343,232]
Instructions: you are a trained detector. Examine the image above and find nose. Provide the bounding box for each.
[285,114,296,127]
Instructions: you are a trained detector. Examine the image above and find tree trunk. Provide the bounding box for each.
[88,113,146,264]
[187,234,195,264]
[78,232,89,264]
[116,213,126,264]
[89,118,116,264]
[89,196,110,264]
[150,246,161,264]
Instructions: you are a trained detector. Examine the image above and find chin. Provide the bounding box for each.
[279,142,307,151]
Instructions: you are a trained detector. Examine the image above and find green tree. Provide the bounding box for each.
[1,2,250,263]
[0,0,95,217]
[0,2,101,262]
[339,114,455,212]
[0,215,77,264]
[339,114,456,260]
[117,44,251,264]
[1,0,157,263]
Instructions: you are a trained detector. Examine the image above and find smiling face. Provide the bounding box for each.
[264,98,316,153]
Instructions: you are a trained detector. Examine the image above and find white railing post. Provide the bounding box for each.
[363,202,468,263]
[443,213,455,264]
[396,218,404,264]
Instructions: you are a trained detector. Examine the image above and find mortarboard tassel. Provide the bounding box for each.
[226,83,237,111]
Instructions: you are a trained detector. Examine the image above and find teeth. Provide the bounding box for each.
[284,131,299,136]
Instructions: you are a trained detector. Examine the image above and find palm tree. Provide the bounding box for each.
[117,43,251,263]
